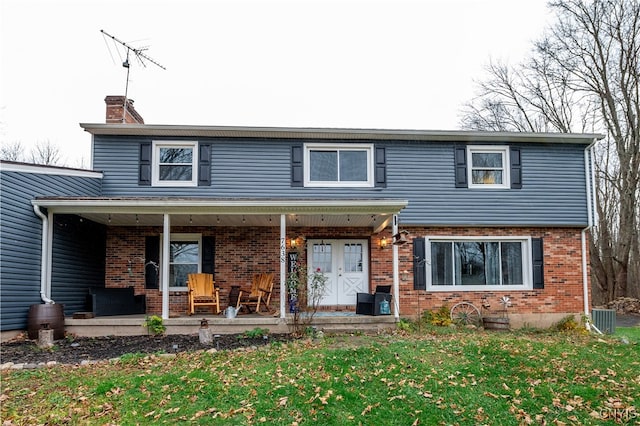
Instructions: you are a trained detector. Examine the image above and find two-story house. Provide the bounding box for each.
[0,96,602,338]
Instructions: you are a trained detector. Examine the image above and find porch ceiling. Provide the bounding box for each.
[33,198,407,231]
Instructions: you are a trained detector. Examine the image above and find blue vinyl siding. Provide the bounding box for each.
[0,170,102,331]
[51,215,106,316]
[93,136,589,226]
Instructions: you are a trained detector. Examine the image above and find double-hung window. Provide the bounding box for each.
[161,233,202,291]
[467,146,509,188]
[304,144,374,187]
[427,236,531,290]
[152,141,198,186]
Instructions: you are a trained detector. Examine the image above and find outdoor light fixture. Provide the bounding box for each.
[379,236,388,249]
[290,237,298,248]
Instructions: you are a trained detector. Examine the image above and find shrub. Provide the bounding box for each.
[552,315,583,332]
[142,315,166,335]
[423,306,452,327]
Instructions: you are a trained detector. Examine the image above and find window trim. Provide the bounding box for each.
[303,143,374,188]
[467,145,510,189]
[152,141,198,187]
[159,233,202,292]
[425,235,532,291]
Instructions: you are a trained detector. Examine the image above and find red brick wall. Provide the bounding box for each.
[104,225,588,318]
[391,227,589,318]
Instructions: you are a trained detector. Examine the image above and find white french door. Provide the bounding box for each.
[307,239,369,306]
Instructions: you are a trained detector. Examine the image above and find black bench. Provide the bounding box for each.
[87,286,146,316]
[356,285,392,316]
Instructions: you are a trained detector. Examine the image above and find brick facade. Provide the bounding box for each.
[104,225,588,318]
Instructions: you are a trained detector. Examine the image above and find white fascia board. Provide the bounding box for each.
[0,161,102,178]
[31,198,409,215]
[79,123,604,145]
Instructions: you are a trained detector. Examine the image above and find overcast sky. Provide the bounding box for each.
[1,0,551,167]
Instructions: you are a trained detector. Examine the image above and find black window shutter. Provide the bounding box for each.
[454,146,468,188]
[144,236,160,289]
[532,237,544,289]
[139,143,152,186]
[413,237,426,290]
[375,146,387,188]
[510,147,522,189]
[291,144,303,187]
[202,236,215,275]
[198,143,211,186]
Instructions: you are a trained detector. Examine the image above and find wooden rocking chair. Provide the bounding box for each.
[187,273,220,315]
[236,273,274,314]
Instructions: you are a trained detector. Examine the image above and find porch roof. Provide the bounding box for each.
[32,197,408,230]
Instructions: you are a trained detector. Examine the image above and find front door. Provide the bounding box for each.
[307,239,369,306]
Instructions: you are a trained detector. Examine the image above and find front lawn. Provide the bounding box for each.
[2,328,638,425]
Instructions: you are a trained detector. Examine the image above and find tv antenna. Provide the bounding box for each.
[100,29,166,122]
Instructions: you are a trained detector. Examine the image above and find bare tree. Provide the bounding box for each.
[30,140,63,166]
[461,0,640,302]
[0,141,25,161]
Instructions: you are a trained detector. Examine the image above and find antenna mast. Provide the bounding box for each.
[100,29,166,123]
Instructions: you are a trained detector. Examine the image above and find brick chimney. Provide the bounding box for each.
[105,95,145,124]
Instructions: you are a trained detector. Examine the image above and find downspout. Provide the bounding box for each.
[392,214,400,319]
[33,205,55,304]
[582,139,598,331]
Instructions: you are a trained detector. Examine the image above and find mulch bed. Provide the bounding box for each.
[1,333,293,366]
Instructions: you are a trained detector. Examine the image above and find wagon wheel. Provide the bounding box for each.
[450,302,482,326]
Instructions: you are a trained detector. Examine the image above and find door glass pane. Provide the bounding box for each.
[339,151,367,181]
[501,242,523,285]
[312,243,332,273]
[310,151,338,181]
[431,242,452,285]
[343,243,363,272]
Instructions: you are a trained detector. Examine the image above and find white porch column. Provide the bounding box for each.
[279,214,287,319]
[162,213,171,319]
[392,214,400,318]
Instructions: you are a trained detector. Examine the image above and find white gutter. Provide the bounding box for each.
[582,139,598,331]
[33,205,55,304]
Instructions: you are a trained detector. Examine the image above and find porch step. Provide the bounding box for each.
[64,314,397,337]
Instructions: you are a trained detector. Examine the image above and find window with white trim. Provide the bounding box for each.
[468,146,510,188]
[152,141,198,186]
[426,236,531,290]
[304,144,374,187]
[160,233,202,291]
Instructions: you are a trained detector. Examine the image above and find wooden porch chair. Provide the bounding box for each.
[187,273,220,315]
[236,273,274,313]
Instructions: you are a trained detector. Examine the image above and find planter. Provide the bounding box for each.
[483,316,510,331]
[27,303,65,340]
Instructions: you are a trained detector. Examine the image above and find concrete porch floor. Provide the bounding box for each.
[64,313,398,337]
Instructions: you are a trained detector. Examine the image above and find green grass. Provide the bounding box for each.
[616,325,640,343]
[2,328,639,425]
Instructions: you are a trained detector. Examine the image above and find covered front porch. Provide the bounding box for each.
[32,197,408,328]
[64,312,398,337]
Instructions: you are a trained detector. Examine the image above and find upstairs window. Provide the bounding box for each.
[304,144,374,187]
[152,141,198,187]
[467,146,510,189]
